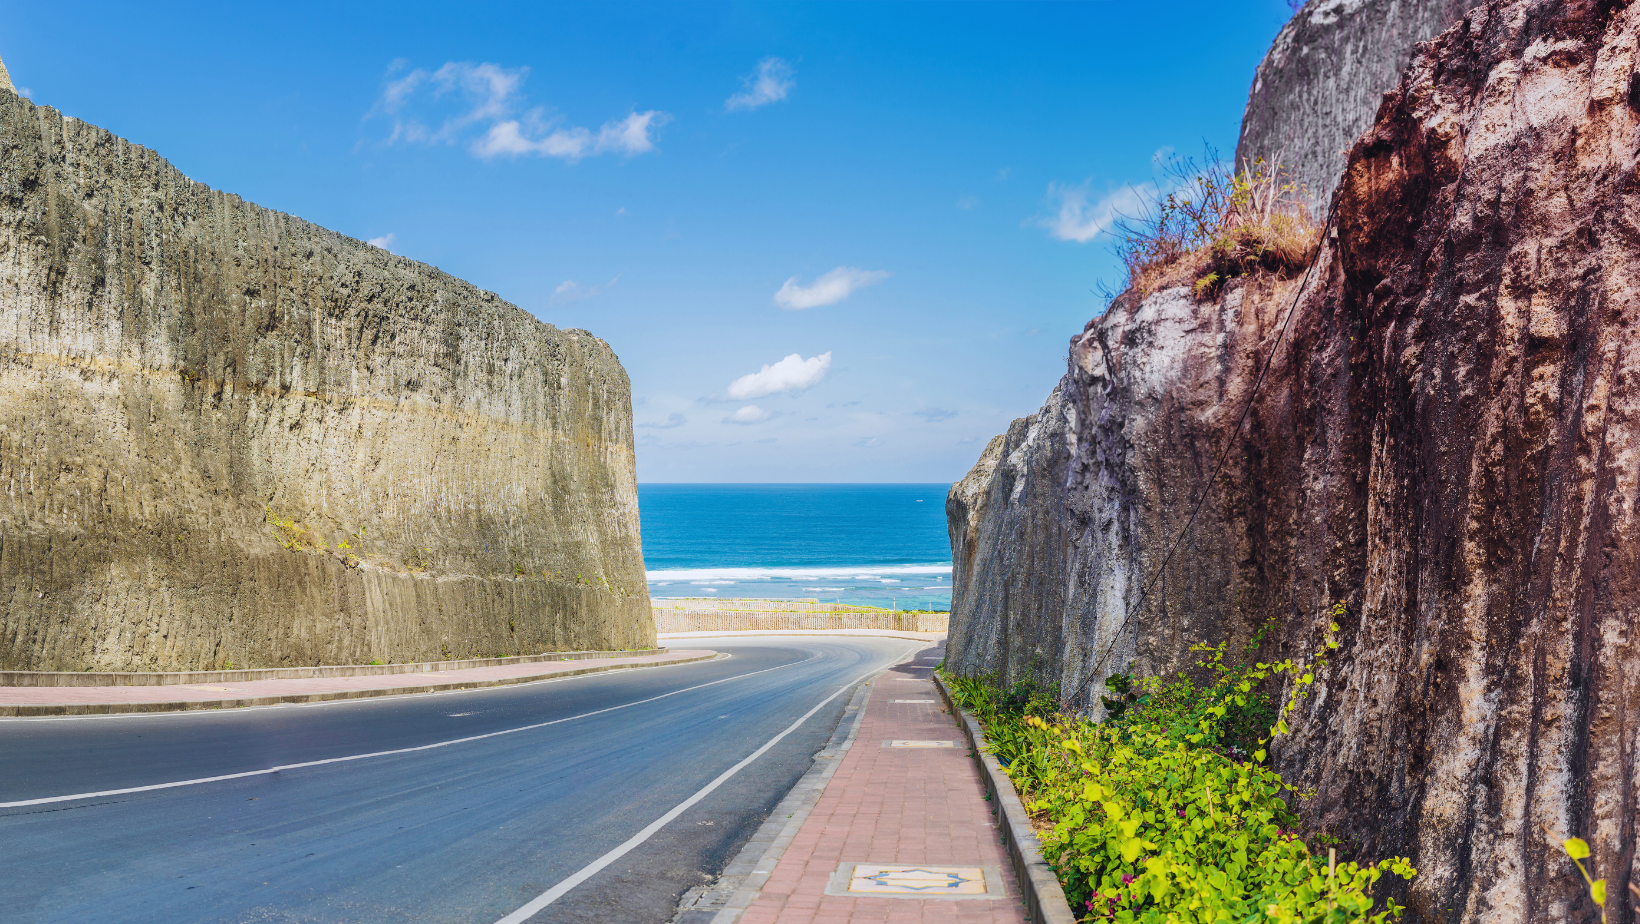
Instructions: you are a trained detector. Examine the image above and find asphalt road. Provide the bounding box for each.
[0,636,927,924]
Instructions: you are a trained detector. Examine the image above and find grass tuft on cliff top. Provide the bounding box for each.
[1116,152,1320,302]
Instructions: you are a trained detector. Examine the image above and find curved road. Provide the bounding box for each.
[0,636,928,924]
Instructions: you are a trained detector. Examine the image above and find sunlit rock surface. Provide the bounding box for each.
[951,2,1640,918]
[1237,0,1466,212]
[0,90,653,670]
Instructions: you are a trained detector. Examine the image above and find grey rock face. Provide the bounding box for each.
[945,282,1298,704]
[0,94,654,670]
[1237,0,1466,213]
[0,54,12,94]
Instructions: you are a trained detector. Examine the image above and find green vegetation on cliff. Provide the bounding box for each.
[944,624,1415,923]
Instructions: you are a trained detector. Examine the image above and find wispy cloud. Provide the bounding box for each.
[368,233,397,252]
[724,405,772,424]
[726,58,794,112]
[913,407,957,422]
[373,60,667,162]
[475,110,668,161]
[726,352,832,400]
[956,196,979,210]
[773,267,889,310]
[1036,181,1155,243]
[550,275,620,305]
[637,412,687,429]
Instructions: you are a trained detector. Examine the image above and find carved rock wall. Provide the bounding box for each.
[0,92,654,670]
[951,2,1640,919]
[1238,0,1467,213]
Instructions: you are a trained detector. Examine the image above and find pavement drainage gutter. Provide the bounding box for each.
[934,672,1078,924]
[670,645,925,924]
[0,653,723,717]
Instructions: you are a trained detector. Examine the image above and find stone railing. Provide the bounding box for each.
[652,598,948,634]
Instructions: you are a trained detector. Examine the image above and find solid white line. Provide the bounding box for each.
[0,654,814,809]
[492,645,913,924]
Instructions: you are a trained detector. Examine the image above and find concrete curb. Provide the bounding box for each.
[0,648,670,687]
[934,673,1078,924]
[671,640,933,924]
[0,652,721,717]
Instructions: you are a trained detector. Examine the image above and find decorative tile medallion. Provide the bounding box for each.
[884,739,955,748]
[825,863,1004,900]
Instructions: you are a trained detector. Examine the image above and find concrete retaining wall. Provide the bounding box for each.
[652,599,947,634]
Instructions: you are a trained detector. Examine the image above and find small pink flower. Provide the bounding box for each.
[1122,873,1135,885]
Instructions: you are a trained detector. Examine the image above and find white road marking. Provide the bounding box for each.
[492,647,913,924]
[0,655,811,809]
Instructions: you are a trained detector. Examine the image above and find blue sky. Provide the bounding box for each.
[1,1,1297,483]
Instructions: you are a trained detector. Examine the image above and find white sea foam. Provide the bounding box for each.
[645,563,951,582]
[803,587,848,592]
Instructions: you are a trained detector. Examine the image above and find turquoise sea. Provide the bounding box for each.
[638,484,954,610]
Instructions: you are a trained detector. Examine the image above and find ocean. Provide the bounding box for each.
[638,484,954,610]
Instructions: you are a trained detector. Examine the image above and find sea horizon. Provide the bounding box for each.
[637,483,954,611]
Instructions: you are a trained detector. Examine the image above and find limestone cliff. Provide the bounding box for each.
[951,1,1640,918]
[0,90,654,670]
[1238,0,1466,212]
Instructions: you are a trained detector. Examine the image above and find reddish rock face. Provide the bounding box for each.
[1291,2,1640,918]
[949,2,1640,918]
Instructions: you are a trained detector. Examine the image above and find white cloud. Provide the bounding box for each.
[725,405,772,424]
[368,233,397,252]
[550,276,619,305]
[473,110,668,161]
[15,87,31,99]
[726,352,832,400]
[773,267,889,310]
[913,407,957,422]
[726,58,794,112]
[373,60,667,163]
[1038,181,1155,243]
[956,196,979,210]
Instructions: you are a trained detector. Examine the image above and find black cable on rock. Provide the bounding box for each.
[1075,197,1341,710]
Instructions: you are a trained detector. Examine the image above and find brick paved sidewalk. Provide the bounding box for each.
[739,647,1028,924]
[0,649,716,715]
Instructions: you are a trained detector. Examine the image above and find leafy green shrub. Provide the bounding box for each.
[944,613,1415,922]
